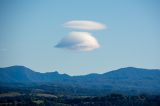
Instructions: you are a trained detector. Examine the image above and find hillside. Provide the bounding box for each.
[0,66,160,95]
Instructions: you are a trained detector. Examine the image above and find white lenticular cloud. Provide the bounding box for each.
[64,20,106,30]
[55,32,100,51]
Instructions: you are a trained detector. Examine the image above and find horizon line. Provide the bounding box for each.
[0,65,160,76]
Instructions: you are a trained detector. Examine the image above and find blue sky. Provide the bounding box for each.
[0,0,160,75]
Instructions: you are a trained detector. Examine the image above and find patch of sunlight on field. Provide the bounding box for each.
[33,100,44,104]
[0,92,22,97]
[36,93,57,98]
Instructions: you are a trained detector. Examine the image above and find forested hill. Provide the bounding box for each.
[0,66,160,95]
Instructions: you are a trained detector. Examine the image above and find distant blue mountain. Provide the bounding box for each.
[0,66,160,95]
[0,65,70,83]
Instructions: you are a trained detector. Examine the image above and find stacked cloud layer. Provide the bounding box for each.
[55,20,106,52]
[55,32,100,51]
[64,20,106,30]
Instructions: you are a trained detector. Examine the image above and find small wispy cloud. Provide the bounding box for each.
[55,32,100,51]
[64,20,106,30]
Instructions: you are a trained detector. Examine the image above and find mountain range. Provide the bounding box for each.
[0,66,160,95]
